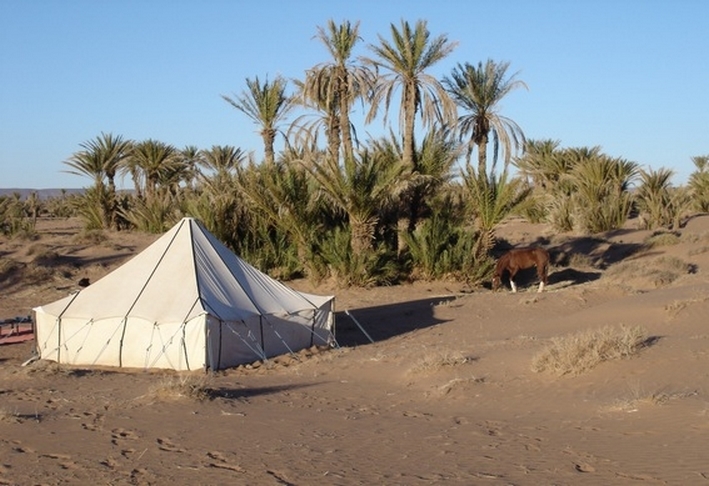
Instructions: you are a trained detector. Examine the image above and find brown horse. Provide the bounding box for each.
[492,247,550,293]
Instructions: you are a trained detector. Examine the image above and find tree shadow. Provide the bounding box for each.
[33,251,141,270]
[208,383,316,400]
[551,237,646,269]
[333,296,457,347]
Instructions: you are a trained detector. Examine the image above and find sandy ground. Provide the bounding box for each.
[2,216,709,485]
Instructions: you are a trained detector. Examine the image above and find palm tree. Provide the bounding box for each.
[635,168,691,230]
[222,76,293,165]
[365,19,458,172]
[513,139,563,190]
[291,77,341,160]
[237,157,323,277]
[443,60,527,177]
[179,145,202,190]
[461,165,532,251]
[568,154,638,233]
[369,126,460,233]
[198,145,246,176]
[688,155,709,212]
[64,145,105,187]
[64,132,131,229]
[307,20,375,162]
[127,139,179,200]
[302,149,407,254]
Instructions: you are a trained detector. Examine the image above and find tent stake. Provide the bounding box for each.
[344,310,374,344]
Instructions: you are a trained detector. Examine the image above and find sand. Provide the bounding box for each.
[2,216,709,485]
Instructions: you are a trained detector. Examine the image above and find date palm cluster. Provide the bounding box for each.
[27,19,706,288]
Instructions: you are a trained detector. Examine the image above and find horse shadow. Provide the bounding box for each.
[548,267,602,287]
[333,296,457,347]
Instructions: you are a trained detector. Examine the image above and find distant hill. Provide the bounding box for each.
[0,188,85,199]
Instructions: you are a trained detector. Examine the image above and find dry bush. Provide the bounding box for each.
[434,376,486,396]
[688,246,709,256]
[146,373,214,401]
[531,324,647,376]
[408,349,472,374]
[665,294,709,316]
[680,230,709,244]
[568,252,595,269]
[644,231,680,248]
[604,383,699,412]
[22,360,94,377]
[72,229,107,245]
[0,258,21,281]
[604,255,690,288]
[0,407,21,424]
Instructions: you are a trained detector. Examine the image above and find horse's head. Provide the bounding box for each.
[491,274,501,291]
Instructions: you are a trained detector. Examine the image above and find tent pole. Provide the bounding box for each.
[344,310,374,344]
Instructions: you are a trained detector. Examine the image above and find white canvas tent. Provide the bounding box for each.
[33,217,335,371]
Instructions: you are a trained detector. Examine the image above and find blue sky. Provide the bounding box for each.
[1,0,707,189]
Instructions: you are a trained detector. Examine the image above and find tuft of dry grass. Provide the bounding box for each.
[72,229,107,245]
[568,252,595,269]
[145,373,214,401]
[604,256,690,288]
[434,376,486,396]
[644,231,681,248]
[531,324,647,376]
[603,382,699,412]
[680,230,709,245]
[408,349,472,374]
[23,360,78,376]
[0,407,22,424]
[664,294,709,316]
[0,258,22,280]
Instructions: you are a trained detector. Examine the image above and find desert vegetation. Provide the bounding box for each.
[531,324,648,376]
[2,19,707,289]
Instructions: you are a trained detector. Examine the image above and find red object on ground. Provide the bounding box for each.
[0,322,34,345]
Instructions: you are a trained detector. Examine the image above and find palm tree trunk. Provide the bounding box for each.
[339,79,355,162]
[402,82,417,170]
[326,114,341,162]
[106,176,119,230]
[350,218,375,255]
[477,136,488,178]
[263,130,276,165]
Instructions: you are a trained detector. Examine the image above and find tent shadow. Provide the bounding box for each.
[334,296,457,347]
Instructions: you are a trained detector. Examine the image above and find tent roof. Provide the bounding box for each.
[35,218,332,323]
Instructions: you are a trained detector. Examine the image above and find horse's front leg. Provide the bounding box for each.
[509,269,518,293]
[536,265,547,293]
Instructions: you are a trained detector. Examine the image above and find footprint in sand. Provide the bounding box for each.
[207,451,227,462]
[111,428,140,445]
[204,451,245,472]
[100,457,119,470]
[12,445,35,454]
[120,448,136,459]
[41,453,79,470]
[156,438,185,453]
